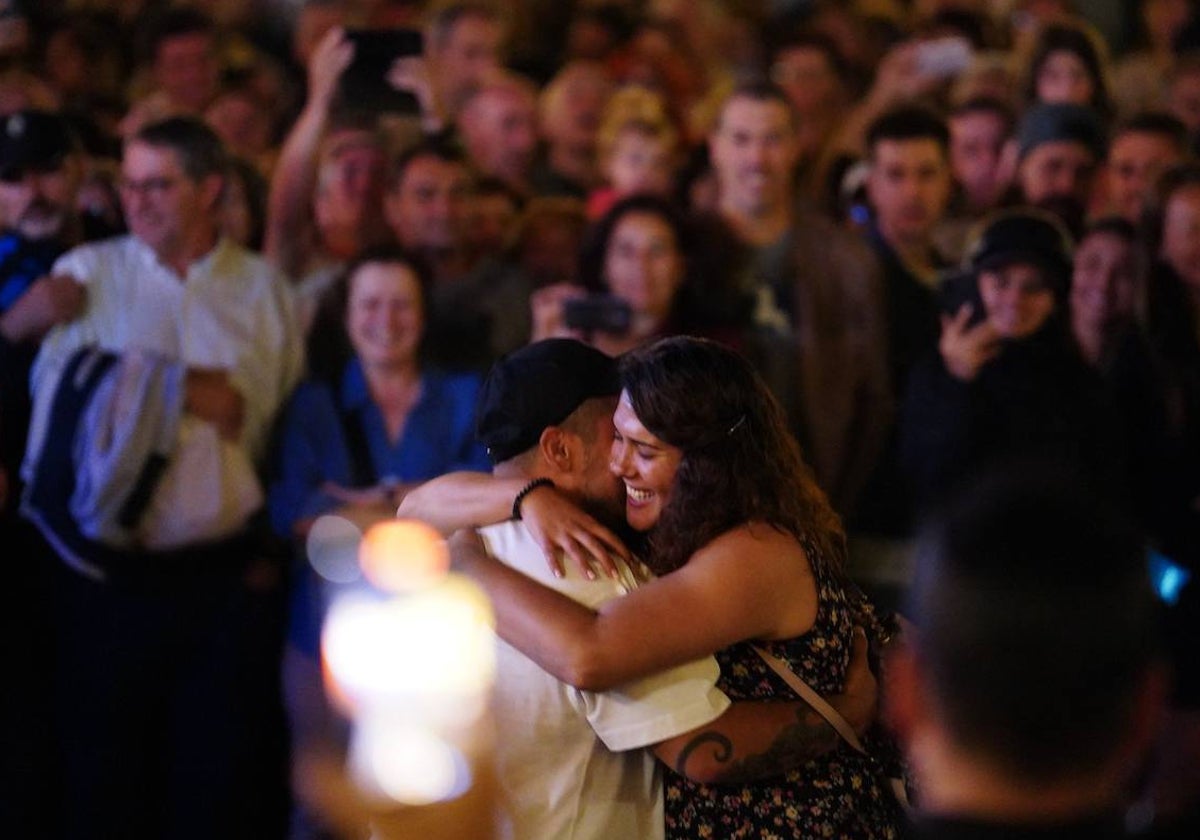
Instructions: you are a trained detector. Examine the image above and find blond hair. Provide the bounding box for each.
[596,86,678,163]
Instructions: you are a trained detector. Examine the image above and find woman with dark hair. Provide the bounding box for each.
[611,342,899,840]
[613,337,847,577]
[531,194,745,356]
[900,209,1120,516]
[1022,21,1115,123]
[270,249,489,838]
[1141,163,1200,567]
[1071,216,1145,368]
[418,336,903,838]
[1071,215,1175,547]
[269,246,489,539]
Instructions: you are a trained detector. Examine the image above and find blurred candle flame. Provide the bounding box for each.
[320,519,496,807]
[359,519,449,593]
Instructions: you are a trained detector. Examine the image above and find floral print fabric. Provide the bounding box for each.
[664,536,905,839]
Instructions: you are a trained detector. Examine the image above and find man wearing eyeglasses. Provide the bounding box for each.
[19,116,301,839]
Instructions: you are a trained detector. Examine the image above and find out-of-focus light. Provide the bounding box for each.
[307,515,363,584]
[1149,549,1192,606]
[351,723,471,805]
[320,521,496,815]
[321,576,495,725]
[359,519,449,593]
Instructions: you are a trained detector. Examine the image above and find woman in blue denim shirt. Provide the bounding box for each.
[269,247,491,835]
[269,245,490,538]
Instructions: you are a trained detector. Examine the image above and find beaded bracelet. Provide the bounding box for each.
[512,477,554,520]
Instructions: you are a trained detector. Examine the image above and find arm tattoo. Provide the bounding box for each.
[673,707,840,785]
[675,733,732,775]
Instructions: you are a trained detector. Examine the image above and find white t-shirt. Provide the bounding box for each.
[480,521,730,840]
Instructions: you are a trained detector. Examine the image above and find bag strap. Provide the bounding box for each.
[754,643,910,808]
[753,645,867,753]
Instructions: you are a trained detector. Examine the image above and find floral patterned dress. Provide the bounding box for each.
[663,535,905,839]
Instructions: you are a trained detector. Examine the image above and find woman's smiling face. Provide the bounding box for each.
[345,261,424,370]
[609,390,682,532]
[977,262,1057,339]
[604,210,685,323]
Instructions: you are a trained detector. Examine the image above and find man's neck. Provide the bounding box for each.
[495,463,531,478]
[720,199,792,247]
[8,216,80,250]
[492,170,530,198]
[321,225,362,261]
[911,731,1122,826]
[58,216,83,249]
[878,222,938,278]
[424,246,474,285]
[4,229,63,249]
[154,228,219,279]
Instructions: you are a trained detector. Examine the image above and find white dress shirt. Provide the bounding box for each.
[29,235,302,464]
[22,235,302,569]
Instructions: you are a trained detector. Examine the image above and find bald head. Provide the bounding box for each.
[458,72,539,193]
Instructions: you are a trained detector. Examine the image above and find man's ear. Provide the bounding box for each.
[537,426,575,472]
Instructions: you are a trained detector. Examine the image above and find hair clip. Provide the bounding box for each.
[727,414,747,435]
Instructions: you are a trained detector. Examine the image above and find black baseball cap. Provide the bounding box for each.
[0,110,76,181]
[1016,102,1107,161]
[966,209,1074,295]
[476,339,621,465]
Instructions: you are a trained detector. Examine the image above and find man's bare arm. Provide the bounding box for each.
[0,274,86,343]
[396,471,523,534]
[401,477,630,575]
[653,629,877,785]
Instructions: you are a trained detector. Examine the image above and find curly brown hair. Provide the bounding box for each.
[620,336,847,577]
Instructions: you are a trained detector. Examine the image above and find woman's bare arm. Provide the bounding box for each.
[450,523,818,691]
[654,628,876,784]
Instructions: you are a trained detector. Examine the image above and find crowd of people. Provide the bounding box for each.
[1,0,1199,838]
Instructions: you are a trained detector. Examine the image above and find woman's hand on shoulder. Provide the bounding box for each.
[520,485,631,581]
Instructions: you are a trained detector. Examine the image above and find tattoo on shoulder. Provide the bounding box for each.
[674,707,839,785]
